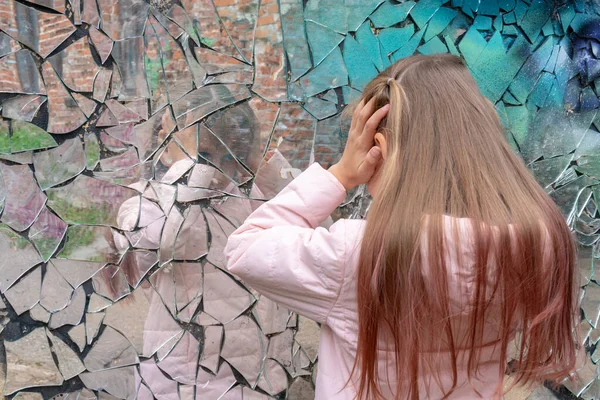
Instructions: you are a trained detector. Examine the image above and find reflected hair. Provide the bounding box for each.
[351,54,578,399]
[205,91,261,171]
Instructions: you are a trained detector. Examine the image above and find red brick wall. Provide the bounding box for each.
[49,37,99,92]
[37,13,75,57]
[270,103,316,170]
[253,0,287,102]
[0,0,343,168]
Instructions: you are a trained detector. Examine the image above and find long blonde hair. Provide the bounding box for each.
[353,54,578,399]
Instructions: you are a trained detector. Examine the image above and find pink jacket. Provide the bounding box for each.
[224,163,505,399]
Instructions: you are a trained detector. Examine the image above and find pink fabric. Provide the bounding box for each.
[224,163,505,399]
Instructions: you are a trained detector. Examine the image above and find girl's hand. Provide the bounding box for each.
[329,99,389,190]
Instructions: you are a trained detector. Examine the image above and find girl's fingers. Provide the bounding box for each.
[350,99,365,131]
[355,98,366,115]
[353,98,376,134]
[161,111,170,131]
[359,146,382,176]
[364,146,382,166]
[362,104,390,139]
[358,98,376,130]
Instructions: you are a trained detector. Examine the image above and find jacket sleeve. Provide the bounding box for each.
[224,162,348,324]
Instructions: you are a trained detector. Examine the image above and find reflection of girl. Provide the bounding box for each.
[108,97,301,397]
[157,94,262,183]
[225,55,578,399]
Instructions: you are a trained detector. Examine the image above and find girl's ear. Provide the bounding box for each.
[374,132,388,160]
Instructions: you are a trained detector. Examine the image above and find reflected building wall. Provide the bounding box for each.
[0,0,599,399]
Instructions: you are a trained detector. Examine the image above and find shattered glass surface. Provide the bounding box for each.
[1,0,600,398]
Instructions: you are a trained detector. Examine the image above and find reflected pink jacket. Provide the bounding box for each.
[224,163,504,399]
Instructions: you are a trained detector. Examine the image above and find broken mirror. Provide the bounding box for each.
[0,0,598,398]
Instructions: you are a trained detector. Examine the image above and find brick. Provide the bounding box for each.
[258,14,275,25]
[214,0,236,5]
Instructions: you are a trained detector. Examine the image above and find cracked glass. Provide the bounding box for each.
[0,0,599,397]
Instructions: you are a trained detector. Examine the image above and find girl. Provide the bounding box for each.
[224,54,578,399]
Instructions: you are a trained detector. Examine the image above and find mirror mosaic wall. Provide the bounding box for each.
[1,0,600,398]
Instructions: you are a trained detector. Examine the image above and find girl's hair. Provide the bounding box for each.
[353,54,578,399]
